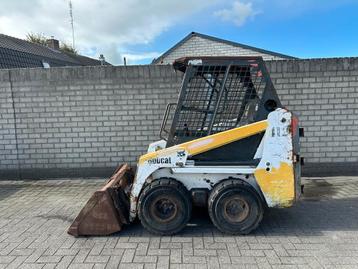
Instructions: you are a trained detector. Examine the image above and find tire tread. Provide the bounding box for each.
[138,178,191,235]
[208,179,264,235]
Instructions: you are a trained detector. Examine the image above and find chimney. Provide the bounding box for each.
[46,37,60,50]
[99,54,106,65]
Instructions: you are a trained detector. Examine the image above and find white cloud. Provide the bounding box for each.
[214,1,259,27]
[122,52,161,64]
[0,0,217,64]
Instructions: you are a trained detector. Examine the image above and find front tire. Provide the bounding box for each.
[138,178,192,235]
[208,179,264,235]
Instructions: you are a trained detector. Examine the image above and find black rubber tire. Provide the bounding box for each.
[138,178,192,235]
[208,179,264,235]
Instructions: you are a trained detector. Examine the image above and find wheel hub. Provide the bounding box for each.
[151,197,178,222]
[224,197,249,223]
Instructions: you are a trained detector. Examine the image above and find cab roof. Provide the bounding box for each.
[172,56,265,72]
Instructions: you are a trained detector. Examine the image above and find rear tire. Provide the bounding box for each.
[208,179,263,235]
[138,178,192,235]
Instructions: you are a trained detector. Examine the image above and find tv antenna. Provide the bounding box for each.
[69,0,75,49]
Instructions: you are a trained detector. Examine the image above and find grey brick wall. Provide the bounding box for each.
[158,36,286,64]
[1,57,358,179]
[0,71,18,174]
[266,58,358,175]
[0,66,182,179]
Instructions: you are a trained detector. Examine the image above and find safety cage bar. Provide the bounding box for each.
[161,57,280,146]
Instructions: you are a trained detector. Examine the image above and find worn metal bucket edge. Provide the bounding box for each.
[67,163,133,237]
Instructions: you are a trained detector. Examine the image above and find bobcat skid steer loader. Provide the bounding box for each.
[68,56,302,237]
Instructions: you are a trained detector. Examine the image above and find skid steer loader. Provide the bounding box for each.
[68,56,302,236]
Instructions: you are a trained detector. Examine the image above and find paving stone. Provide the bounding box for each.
[0,255,15,263]
[55,255,74,269]
[105,255,121,269]
[84,255,109,263]
[18,263,45,269]
[68,263,94,269]
[121,249,135,263]
[6,256,27,269]
[37,255,63,264]
[0,178,358,268]
[170,249,182,264]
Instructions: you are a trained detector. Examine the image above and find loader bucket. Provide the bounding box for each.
[68,164,134,237]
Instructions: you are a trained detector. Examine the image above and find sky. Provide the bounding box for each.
[0,0,358,65]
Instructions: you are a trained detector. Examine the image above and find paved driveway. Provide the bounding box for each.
[1,177,358,269]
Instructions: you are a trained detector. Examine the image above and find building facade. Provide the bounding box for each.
[153,32,296,64]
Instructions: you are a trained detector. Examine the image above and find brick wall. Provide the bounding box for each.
[158,36,286,64]
[266,58,358,175]
[1,57,358,179]
[0,66,182,179]
[0,71,18,174]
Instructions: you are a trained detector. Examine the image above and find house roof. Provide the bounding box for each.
[0,33,109,69]
[152,32,296,64]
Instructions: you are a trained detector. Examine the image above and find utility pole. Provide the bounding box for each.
[69,0,75,49]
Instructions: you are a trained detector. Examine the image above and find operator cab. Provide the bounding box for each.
[160,56,282,166]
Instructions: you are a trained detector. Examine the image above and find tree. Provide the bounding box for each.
[26,32,77,54]
[60,42,77,54]
[26,33,47,46]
